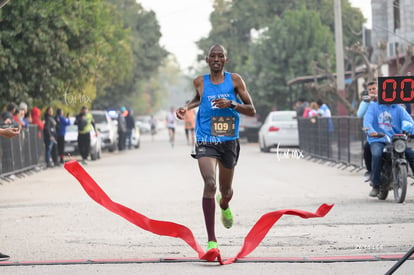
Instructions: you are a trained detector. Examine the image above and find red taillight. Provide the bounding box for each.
[268,126,280,132]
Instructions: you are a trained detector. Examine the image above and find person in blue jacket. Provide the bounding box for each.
[55,108,71,164]
[363,100,414,197]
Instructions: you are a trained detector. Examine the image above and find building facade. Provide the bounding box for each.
[371,0,414,75]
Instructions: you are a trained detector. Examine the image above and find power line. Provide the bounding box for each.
[372,24,414,45]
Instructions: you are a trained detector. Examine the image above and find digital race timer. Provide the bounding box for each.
[378,76,414,104]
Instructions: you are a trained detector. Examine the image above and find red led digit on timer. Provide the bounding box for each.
[381,79,396,103]
[380,77,414,103]
[400,78,414,102]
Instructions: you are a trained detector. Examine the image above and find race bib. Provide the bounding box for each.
[211,116,235,136]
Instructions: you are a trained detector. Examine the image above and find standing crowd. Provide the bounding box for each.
[295,97,332,121]
[0,103,99,168]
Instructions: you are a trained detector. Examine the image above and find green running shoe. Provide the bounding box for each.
[207,241,218,250]
[202,241,220,262]
[216,194,233,229]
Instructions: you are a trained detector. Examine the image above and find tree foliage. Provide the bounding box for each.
[248,8,335,114]
[93,0,168,112]
[196,0,365,117]
[0,0,167,115]
[0,0,132,111]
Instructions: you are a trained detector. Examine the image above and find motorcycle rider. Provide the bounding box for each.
[363,96,414,197]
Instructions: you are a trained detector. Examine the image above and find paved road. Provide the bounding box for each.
[1,126,413,274]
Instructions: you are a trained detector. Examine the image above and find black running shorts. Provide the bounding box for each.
[192,139,240,169]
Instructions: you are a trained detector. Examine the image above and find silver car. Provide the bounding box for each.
[129,127,141,149]
[258,110,299,152]
[91,110,117,152]
[135,115,152,134]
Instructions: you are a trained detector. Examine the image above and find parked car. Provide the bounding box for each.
[64,118,102,160]
[129,126,141,149]
[239,114,262,142]
[91,110,117,152]
[258,110,299,152]
[135,115,152,134]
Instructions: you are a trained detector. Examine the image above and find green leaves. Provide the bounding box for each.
[200,0,365,118]
[93,0,168,110]
[249,8,335,112]
[0,0,166,113]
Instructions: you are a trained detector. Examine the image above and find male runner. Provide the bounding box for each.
[176,44,256,253]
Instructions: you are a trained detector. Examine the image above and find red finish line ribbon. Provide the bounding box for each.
[64,160,333,265]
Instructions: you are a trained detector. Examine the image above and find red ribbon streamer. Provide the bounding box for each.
[64,160,333,265]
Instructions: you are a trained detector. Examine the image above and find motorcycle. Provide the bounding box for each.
[370,132,411,203]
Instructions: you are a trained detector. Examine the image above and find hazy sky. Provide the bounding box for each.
[138,0,371,71]
[138,0,213,71]
[349,0,372,28]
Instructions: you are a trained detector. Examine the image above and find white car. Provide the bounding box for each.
[258,110,299,152]
[130,127,141,149]
[91,110,117,152]
[135,115,152,134]
[64,118,102,160]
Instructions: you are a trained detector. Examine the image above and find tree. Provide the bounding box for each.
[196,0,365,116]
[93,0,168,112]
[0,0,132,112]
[197,0,364,72]
[248,8,335,117]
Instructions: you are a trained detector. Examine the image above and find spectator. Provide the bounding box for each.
[117,106,127,151]
[317,99,332,117]
[307,101,319,118]
[125,108,135,150]
[316,99,334,158]
[55,108,70,164]
[19,102,30,128]
[75,106,95,165]
[317,99,334,131]
[43,106,58,168]
[304,101,319,124]
[1,103,19,127]
[13,108,25,129]
[30,107,44,137]
[295,97,308,117]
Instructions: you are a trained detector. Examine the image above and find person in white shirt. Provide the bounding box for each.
[166,106,176,147]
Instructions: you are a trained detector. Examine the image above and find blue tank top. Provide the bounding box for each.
[195,72,240,143]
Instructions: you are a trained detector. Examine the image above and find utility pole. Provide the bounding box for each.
[334,0,346,115]
[0,0,10,9]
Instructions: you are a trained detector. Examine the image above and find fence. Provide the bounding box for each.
[1,118,366,177]
[0,125,44,178]
[298,116,365,169]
